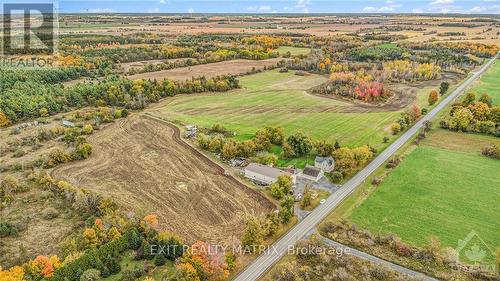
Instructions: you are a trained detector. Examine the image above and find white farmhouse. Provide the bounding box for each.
[314,156,335,172]
[244,163,296,185]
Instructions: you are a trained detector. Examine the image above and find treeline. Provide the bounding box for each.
[0,67,87,91]
[0,75,239,125]
[440,92,499,136]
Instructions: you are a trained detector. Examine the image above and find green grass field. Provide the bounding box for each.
[349,132,500,259]
[275,46,312,56]
[157,70,401,149]
[470,58,500,104]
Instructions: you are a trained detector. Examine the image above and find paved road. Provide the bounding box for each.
[319,235,438,280]
[234,54,498,281]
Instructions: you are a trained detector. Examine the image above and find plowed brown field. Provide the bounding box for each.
[126,58,285,81]
[52,114,273,245]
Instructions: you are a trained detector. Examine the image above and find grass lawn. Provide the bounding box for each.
[349,133,500,260]
[469,58,500,104]
[157,70,400,150]
[275,46,312,56]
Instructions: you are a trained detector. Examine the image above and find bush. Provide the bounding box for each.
[80,269,101,281]
[482,142,500,159]
[42,207,60,220]
[390,123,401,135]
[330,171,343,183]
[0,222,18,237]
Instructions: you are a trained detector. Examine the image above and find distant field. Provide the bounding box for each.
[275,46,311,56]
[349,130,500,260]
[126,58,285,81]
[469,59,500,104]
[153,70,402,149]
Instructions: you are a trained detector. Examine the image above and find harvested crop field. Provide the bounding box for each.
[126,58,285,81]
[52,114,274,245]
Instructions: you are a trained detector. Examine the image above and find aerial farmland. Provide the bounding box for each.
[0,6,499,281]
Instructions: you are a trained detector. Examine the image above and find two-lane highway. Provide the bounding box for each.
[234,53,498,281]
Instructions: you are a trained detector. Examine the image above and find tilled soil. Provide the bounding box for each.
[52,114,273,245]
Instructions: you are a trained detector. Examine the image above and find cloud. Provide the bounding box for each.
[412,8,423,13]
[363,6,377,12]
[295,0,311,8]
[468,4,500,13]
[430,0,454,5]
[159,0,166,4]
[247,5,273,12]
[148,8,160,13]
[86,8,115,13]
[187,8,194,13]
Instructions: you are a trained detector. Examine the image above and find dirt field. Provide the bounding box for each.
[119,58,188,73]
[126,58,285,81]
[52,114,273,245]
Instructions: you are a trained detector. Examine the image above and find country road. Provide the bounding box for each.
[234,54,499,281]
[319,235,438,281]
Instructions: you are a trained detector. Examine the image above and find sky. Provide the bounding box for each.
[4,0,500,14]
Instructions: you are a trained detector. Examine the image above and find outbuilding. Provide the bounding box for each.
[244,163,296,185]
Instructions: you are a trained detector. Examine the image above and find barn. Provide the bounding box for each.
[244,163,296,185]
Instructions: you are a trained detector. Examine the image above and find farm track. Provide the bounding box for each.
[52,114,274,245]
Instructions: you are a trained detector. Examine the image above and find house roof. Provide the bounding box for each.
[315,156,334,165]
[302,165,322,178]
[245,163,290,179]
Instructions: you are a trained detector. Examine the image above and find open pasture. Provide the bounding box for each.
[349,130,500,260]
[153,69,457,149]
[52,114,273,245]
[469,58,500,104]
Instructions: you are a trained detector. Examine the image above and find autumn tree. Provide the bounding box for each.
[428,90,439,106]
[0,112,10,127]
[468,102,490,121]
[221,140,238,160]
[279,195,295,224]
[452,107,474,131]
[314,140,335,157]
[270,175,293,199]
[241,216,263,252]
[463,92,476,106]
[300,186,312,208]
[479,93,493,107]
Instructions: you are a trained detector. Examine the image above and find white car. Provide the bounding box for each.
[320,199,326,204]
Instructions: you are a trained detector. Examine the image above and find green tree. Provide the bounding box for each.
[439,81,449,95]
[286,131,312,157]
[479,93,493,107]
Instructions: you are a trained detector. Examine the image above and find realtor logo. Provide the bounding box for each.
[1,3,57,56]
[456,230,496,271]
